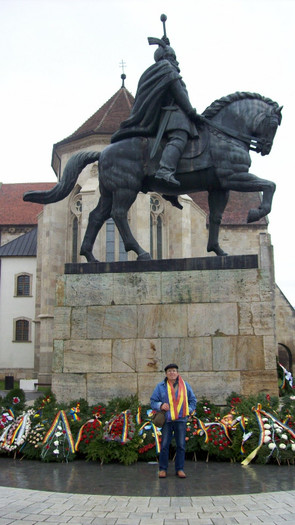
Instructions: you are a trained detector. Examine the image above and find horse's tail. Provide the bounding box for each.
[23,150,101,204]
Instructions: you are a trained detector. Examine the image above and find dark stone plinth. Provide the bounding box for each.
[65,254,258,275]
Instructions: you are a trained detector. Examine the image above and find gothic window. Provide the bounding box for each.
[14,318,30,342]
[15,274,32,296]
[72,216,78,263]
[106,218,127,262]
[119,231,128,261]
[70,193,82,263]
[106,218,115,262]
[150,194,164,259]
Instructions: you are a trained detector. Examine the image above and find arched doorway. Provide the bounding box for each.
[278,343,293,374]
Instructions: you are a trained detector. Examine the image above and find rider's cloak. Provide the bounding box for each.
[111,60,188,143]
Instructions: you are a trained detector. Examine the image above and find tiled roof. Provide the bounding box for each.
[0,227,37,256]
[191,191,267,225]
[51,86,134,176]
[55,87,134,146]
[0,183,55,226]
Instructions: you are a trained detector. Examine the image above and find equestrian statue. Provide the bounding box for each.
[23,14,282,262]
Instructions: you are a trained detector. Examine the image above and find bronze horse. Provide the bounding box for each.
[23,92,282,262]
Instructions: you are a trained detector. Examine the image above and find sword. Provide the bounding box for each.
[150,105,176,159]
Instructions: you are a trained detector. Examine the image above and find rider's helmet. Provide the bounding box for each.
[148,37,177,65]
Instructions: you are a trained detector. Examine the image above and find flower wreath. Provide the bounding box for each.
[0,409,34,452]
[103,410,135,443]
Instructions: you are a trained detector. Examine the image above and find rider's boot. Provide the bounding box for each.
[155,132,188,187]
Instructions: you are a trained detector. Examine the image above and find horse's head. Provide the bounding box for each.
[251,104,283,156]
[203,93,283,157]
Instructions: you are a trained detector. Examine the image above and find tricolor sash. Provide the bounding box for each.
[167,375,189,421]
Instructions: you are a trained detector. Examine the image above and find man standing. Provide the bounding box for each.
[150,364,197,478]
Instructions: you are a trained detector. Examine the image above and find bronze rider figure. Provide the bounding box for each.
[111,14,200,187]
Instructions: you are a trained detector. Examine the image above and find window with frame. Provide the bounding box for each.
[16,274,31,296]
[70,193,82,263]
[14,319,30,342]
[106,218,128,262]
[150,194,164,259]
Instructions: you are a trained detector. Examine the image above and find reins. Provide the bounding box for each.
[197,114,270,153]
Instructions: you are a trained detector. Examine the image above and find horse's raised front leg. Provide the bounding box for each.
[80,190,112,262]
[111,188,151,260]
[207,189,229,256]
[222,172,276,223]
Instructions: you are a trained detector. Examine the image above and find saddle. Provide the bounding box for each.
[145,126,209,177]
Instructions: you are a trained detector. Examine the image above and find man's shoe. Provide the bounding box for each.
[176,470,186,478]
[159,470,167,478]
[155,171,180,186]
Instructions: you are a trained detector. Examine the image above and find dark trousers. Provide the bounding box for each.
[159,420,187,472]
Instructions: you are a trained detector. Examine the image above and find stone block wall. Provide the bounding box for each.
[52,243,279,405]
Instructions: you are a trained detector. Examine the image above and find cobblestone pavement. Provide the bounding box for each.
[0,486,295,524]
[1,458,295,524]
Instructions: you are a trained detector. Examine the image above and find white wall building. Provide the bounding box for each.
[0,229,36,378]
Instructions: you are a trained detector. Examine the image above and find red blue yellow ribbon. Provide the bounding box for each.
[121,410,129,443]
[75,418,102,451]
[139,421,161,453]
[69,403,80,421]
[43,410,75,453]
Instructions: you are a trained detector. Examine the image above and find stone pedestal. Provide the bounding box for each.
[52,241,278,405]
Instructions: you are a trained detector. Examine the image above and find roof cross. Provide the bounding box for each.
[119,59,127,88]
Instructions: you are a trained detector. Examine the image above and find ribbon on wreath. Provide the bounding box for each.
[43,410,75,453]
[75,418,102,451]
[241,404,265,466]
[10,417,24,445]
[69,403,80,421]
[0,414,30,449]
[194,417,209,443]
[278,363,293,389]
[136,406,142,425]
[139,421,161,453]
[241,404,295,466]
[0,423,13,447]
[260,408,295,439]
[121,410,129,443]
[107,410,131,444]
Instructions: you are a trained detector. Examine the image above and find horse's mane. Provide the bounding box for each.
[202,92,279,119]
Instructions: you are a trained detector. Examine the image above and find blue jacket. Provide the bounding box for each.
[150,377,197,423]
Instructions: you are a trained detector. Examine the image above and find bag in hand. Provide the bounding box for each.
[152,410,166,428]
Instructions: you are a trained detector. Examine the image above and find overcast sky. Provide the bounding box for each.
[0,0,294,307]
